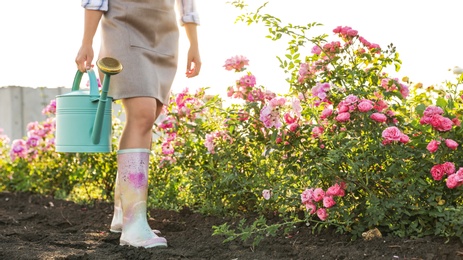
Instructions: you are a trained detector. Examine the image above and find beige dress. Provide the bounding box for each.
[99,0,180,105]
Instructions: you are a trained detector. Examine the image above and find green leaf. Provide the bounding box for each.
[436,97,447,108]
[415,104,426,116]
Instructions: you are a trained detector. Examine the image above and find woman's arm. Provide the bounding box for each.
[184,23,201,78]
[177,0,201,77]
[75,9,104,72]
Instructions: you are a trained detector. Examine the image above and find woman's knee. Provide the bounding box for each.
[129,111,156,131]
[123,98,159,132]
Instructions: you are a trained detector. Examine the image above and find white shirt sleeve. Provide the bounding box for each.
[81,0,108,12]
[176,0,200,25]
[81,0,199,25]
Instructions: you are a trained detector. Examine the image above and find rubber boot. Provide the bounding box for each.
[110,170,161,234]
[117,148,167,248]
[109,171,123,233]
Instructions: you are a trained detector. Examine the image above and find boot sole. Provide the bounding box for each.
[120,239,168,248]
[110,228,161,234]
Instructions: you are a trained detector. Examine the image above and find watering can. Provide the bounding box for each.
[55,57,123,153]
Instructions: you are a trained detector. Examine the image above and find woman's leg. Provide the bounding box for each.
[110,97,167,248]
[119,97,163,149]
[110,97,164,232]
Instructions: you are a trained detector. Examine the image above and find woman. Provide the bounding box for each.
[75,0,201,248]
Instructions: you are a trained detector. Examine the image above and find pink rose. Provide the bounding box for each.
[445,139,459,150]
[317,208,328,221]
[423,105,443,117]
[301,188,314,204]
[400,84,409,99]
[321,108,333,119]
[382,126,402,141]
[374,100,388,112]
[369,43,381,51]
[357,100,373,112]
[284,113,297,124]
[456,168,463,177]
[452,117,461,127]
[337,104,349,113]
[323,196,336,208]
[370,113,387,123]
[430,164,445,181]
[289,123,299,132]
[346,29,358,37]
[399,134,410,144]
[359,36,370,46]
[427,140,440,153]
[442,162,456,175]
[335,112,350,122]
[446,173,463,189]
[311,45,322,55]
[223,55,249,71]
[344,94,359,104]
[420,116,431,125]
[313,188,325,202]
[428,115,442,127]
[326,183,344,197]
[312,126,324,138]
[435,117,453,132]
[305,202,317,214]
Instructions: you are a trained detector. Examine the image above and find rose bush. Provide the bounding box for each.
[211,1,463,244]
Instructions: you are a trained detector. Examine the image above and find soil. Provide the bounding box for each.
[1,192,462,260]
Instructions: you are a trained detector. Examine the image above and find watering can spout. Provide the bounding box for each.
[91,57,123,144]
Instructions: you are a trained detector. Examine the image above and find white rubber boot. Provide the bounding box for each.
[110,171,161,234]
[117,148,167,248]
[109,171,123,233]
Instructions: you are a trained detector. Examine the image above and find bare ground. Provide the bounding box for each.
[1,191,462,260]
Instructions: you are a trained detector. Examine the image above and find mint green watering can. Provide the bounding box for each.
[55,57,123,153]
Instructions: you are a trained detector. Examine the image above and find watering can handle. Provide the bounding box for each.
[71,70,99,96]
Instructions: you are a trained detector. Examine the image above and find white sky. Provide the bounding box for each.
[1,0,462,97]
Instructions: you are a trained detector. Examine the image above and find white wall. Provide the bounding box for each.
[0,86,68,140]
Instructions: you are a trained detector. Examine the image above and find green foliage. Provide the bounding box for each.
[0,106,121,203]
[1,0,463,248]
[207,1,463,245]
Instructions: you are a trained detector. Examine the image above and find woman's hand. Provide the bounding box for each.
[186,45,201,78]
[75,44,94,72]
